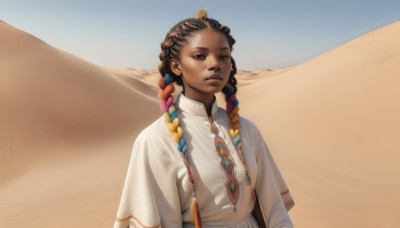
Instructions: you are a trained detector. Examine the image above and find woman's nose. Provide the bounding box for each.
[207,56,221,71]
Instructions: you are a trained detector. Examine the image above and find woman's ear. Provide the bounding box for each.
[170,59,181,76]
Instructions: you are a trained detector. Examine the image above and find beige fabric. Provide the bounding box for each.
[183,214,259,228]
[114,93,294,228]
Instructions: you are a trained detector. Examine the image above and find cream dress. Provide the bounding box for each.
[114,93,295,228]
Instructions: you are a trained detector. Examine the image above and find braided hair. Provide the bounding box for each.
[157,9,249,227]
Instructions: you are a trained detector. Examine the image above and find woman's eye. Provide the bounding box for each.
[193,54,206,60]
[220,55,230,61]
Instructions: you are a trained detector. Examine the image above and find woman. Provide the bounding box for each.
[114,9,295,228]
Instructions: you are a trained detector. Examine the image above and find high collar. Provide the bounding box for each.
[176,93,219,118]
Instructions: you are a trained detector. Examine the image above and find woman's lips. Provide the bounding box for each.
[205,74,223,80]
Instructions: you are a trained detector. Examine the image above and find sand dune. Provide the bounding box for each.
[239,21,400,227]
[1,19,399,227]
[0,20,161,227]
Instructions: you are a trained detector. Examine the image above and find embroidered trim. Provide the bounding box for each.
[209,117,240,211]
[281,189,295,210]
[115,215,160,228]
[281,190,290,196]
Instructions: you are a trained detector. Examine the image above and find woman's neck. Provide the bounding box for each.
[182,91,215,116]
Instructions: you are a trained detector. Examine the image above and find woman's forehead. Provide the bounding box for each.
[184,28,230,51]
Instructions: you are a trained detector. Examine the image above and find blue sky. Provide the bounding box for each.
[1,0,399,70]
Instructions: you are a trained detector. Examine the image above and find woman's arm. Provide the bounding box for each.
[114,131,183,228]
[252,123,295,227]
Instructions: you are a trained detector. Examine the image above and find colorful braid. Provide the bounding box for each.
[222,86,251,185]
[158,74,202,227]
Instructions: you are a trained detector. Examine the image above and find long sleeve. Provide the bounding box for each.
[253,125,295,227]
[114,128,183,228]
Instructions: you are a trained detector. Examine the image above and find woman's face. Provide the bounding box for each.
[171,28,232,101]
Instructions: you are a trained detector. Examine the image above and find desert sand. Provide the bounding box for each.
[1,20,399,227]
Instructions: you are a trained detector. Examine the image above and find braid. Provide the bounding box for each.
[222,71,251,185]
[201,16,248,183]
[158,73,202,225]
[158,9,249,227]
